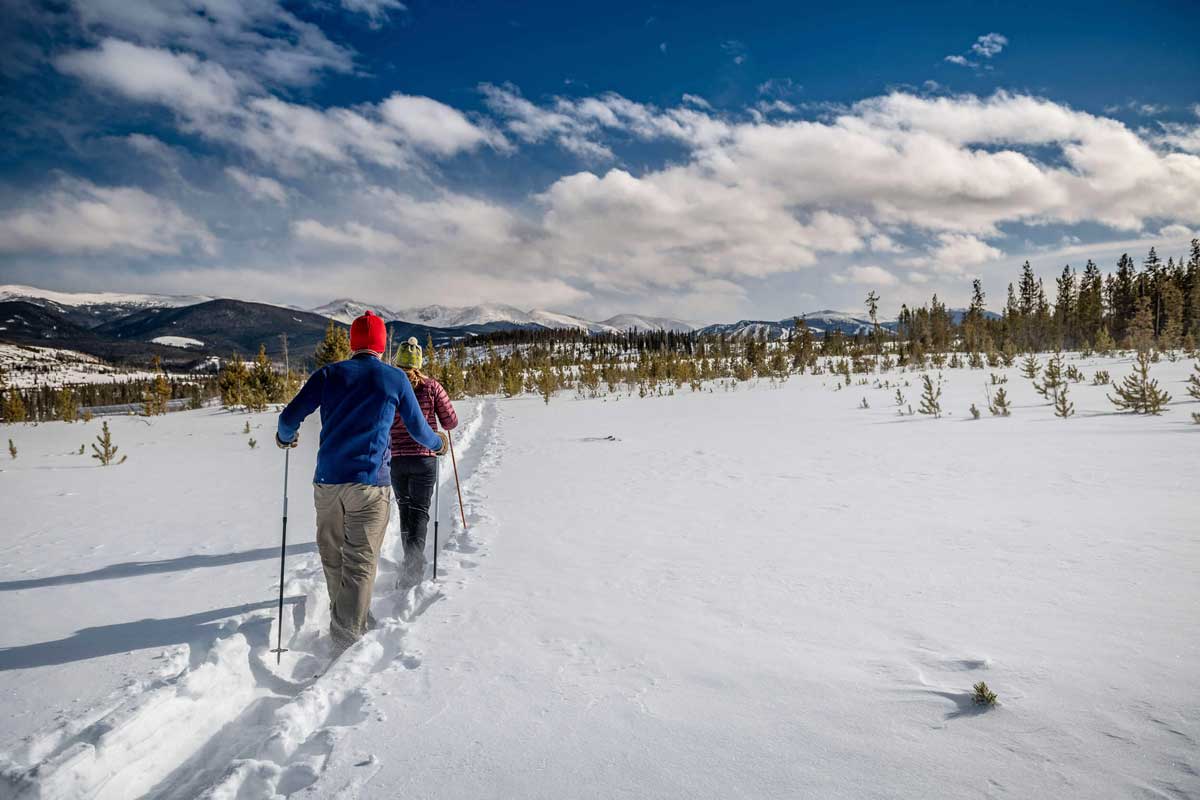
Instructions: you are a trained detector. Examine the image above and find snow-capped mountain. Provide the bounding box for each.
[0,285,211,329]
[391,303,539,329]
[600,314,694,333]
[307,299,694,334]
[310,299,406,325]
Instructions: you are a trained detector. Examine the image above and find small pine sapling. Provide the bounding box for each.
[78,444,85,455]
[243,420,251,434]
[1054,384,1075,418]
[986,386,1011,416]
[1033,352,1065,400]
[972,681,998,706]
[989,373,1007,385]
[1092,370,1110,386]
[1188,361,1200,401]
[969,403,980,419]
[918,374,942,418]
[248,437,257,449]
[7,439,15,460]
[1108,352,1171,414]
[1192,412,1200,425]
[1020,354,1041,380]
[91,421,126,466]
[859,397,869,410]
[1065,364,1084,383]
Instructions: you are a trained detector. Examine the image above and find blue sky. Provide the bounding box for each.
[1,0,1198,322]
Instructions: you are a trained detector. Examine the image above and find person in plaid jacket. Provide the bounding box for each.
[390,337,459,586]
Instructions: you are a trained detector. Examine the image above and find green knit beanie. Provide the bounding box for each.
[395,336,423,369]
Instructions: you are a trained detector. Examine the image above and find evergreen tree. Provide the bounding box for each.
[218,354,249,407]
[1127,295,1155,353]
[1108,352,1171,414]
[917,374,942,418]
[1054,265,1075,348]
[1160,275,1184,350]
[972,681,998,706]
[789,318,815,372]
[141,371,172,416]
[1033,352,1065,400]
[314,321,351,369]
[1076,260,1104,346]
[1186,239,1200,340]
[865,291,881,357]
[964,279,987,353]
[986,386,1011,416]
[1187,360,1200,402]
[502,363,524,397]
[91,421,126,465]
[55,387,77,422]
[1094,327,1115,356]
[1054,384,1074,418]
[1020,354,1040,380]
[7,439,15,459]
[3,386,27,422]
[245,344,281,411]
[536,368,558,404]
[1112,253,1137,343]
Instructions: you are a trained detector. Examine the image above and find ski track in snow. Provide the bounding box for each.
[0,399,502,800]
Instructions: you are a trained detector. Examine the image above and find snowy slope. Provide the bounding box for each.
[0,344,171,388]
[1,356,1198,798]
[526,309,618,334]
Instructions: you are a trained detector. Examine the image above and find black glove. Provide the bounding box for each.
[276,432,299,449]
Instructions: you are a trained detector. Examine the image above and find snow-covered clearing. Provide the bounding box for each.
[1,354,1197,798]
[149,337,205,350]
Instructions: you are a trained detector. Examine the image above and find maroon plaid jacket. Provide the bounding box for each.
[389,377,458,457]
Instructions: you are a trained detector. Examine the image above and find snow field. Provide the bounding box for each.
[315,352,1199,799]
[0,351,1197,798]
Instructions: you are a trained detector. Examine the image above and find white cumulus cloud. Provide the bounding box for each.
[0,178,216,257]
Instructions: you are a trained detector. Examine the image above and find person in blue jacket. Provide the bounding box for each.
[277,311,448,654]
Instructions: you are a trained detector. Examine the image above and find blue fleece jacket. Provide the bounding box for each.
[277,353,442,486]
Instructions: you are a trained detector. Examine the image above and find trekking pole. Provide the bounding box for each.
[271,448,290,665]
[447,430,467,530]
[432,456,441,580]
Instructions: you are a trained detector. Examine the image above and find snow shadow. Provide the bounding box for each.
[927,689,995,720]
[0,543,317,592]
[0,597,301,671]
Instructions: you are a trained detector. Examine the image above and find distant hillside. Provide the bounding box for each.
[94,299,340,359]
[0,301,202,365]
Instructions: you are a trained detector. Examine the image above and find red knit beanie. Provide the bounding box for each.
[349,311,386,354]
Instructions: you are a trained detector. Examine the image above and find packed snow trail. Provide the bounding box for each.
[0,399,498,799]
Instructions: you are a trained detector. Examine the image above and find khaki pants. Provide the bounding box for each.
[313,483,392,648]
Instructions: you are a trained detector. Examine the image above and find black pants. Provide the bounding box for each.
[390,455,438,580]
